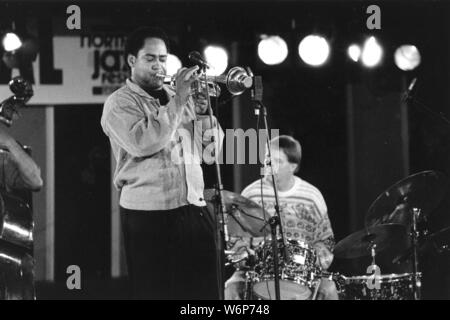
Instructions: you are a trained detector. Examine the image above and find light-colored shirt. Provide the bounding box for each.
[241,176,334,248]
[101,79,223,211]
[225,176,335,285]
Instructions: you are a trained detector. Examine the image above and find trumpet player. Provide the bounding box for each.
[101,27,223,299]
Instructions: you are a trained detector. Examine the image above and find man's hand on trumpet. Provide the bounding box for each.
[174,65,199,108]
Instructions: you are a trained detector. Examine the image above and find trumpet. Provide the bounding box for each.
[156,66,253,97]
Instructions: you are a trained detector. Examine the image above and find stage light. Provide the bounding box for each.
[166,54,182,76]
[298,35,330,67]
[361,36,383,68]
[2,33,22,52]
[348,44,361,62]
[203,45,228,76]
[257,35,288,65]
[394,45,421,71]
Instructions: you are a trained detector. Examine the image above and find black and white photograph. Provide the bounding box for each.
[0,0,449,303]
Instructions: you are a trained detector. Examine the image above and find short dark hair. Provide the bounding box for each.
[124,27,170,58]
[271,135,302,173]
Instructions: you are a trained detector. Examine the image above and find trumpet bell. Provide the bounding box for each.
[226,67,253,96]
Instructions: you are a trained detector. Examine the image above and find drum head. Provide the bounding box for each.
[253,280,311,300]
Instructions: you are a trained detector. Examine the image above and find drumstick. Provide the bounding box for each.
[311,278,322,300]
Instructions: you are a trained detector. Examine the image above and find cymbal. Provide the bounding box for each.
[334,224,408,259]
[365,171,448,228]
[204,189,271,238]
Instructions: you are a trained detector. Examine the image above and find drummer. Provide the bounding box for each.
[225,135,338,300]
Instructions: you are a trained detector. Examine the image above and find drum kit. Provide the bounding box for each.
[206,170,450,300]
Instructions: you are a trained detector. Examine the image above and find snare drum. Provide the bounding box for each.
[251,239,320,300]
[339,273,420,300]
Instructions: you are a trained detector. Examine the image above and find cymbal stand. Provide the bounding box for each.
[411,208,422,300]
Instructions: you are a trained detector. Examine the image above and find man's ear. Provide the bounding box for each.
[290,162,298,174]
[127,54,136,69]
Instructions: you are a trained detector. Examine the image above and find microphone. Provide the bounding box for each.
[245,67,262,102]
[402,77,417,102]
[188,51,211,69]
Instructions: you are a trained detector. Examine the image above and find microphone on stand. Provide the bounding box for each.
[188,51,211,69]
[402,77,417,103]
[246,67,262,102]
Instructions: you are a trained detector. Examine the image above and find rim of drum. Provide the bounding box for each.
[253,279,312,300]
[260,238,311,247]
[343,272,421,282]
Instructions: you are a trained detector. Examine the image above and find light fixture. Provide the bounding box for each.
[394,45,421,71]
[203,45,228,76]
[257,35,289,65]
[348,44,361,62]
[298,35,330,67]
[2,32,22,52]
[361,36,383,68]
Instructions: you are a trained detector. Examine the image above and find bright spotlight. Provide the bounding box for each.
[348,44,361,62]
[2,33,22,52]
[394,45,421,71]
[361,36,383,68]
[257,35,289,65]
[298,35,330,67]
[166,54,182,76]
[203,45,228,76]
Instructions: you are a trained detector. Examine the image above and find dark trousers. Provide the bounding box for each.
[120,205,220,299]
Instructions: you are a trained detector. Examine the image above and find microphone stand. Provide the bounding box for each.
[403,81,450,300]
[403,87,450,128]
[199,67,227,300]
[251,75,288,300]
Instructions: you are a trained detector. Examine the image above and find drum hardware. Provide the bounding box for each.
[393,225,450,261]
[334,224,409,259]
[310,278,321,300]
[365,244,382,290]
[248,72,286,300]
[411,208,421,300]
[204,189,271,238]
[251,239,320,300]
[364,171,449,300]
[204,188,271,300]
[359,170,450,300]
[221,170,450,300]
[365,171,448,228]
[337,273,421,300]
